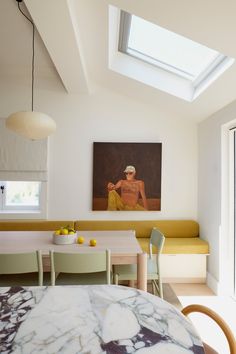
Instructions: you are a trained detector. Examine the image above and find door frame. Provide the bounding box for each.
[220,122,236,296]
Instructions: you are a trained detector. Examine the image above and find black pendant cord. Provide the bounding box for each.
[18,1,35,112]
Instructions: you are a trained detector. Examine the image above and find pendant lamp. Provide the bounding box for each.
[6,0,56,140]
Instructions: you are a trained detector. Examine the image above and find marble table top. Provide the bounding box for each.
[0,285,204,354]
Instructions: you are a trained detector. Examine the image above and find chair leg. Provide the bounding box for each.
[153,279,163,299]
[151,280,156,295]
[114,274,119,285]
[158,277,163,299]
[112,265,115,284]
[153,280,159,296]
[51,271,55,286]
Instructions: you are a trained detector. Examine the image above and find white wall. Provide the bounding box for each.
[0,82,198,220]
[198,100,236,293]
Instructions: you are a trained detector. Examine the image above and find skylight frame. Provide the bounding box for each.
[109,5,234,101]
[118,11,229,85]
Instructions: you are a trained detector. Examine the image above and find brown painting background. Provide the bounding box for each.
[93,142,162,210]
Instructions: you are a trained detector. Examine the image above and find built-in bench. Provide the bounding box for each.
[74,220,209,283]
[0,220,74,231]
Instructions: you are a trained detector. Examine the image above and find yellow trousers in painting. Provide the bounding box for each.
[107,190,145,211]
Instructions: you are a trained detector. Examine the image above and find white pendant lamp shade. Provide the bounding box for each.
[6,0,56,140]
[6,111,56,140]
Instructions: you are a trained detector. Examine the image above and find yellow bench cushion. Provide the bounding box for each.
[0,220,74,231]
[75,220,199,238]
[138,237,209,254]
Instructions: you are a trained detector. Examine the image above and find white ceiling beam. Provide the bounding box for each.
[24,0,90,94]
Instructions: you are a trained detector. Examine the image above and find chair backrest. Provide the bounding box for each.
[50,249,111,285]
[0,250,43,286]
[149,227,165,258]
[182,304,236,354]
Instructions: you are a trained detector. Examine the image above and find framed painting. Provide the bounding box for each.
[92,142,162,211]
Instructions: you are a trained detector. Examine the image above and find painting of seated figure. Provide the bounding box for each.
[93,142,162,211]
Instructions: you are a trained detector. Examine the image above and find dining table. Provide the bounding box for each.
[0,230,147,291]
[0,284,205,354]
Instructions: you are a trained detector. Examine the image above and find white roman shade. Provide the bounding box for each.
[0,118,48,181]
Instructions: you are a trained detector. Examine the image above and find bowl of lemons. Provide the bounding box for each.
[53,226,77,245]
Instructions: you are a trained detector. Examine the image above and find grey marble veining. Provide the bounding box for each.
[0,285,204,354]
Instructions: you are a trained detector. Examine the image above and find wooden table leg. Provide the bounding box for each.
[137,253,147,291]
[128,280,135,288]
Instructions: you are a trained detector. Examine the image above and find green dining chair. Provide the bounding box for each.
[113,228,165,298]
[50,249,111,286]
[0,250,43,286]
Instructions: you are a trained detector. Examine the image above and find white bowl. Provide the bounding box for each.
[53,232,77,245]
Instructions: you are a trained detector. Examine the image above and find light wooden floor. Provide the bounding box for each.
[170,283,215,296]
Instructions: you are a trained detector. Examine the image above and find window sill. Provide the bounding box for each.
[0,210,47,220]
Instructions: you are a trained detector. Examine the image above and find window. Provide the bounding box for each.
[114,9,235,100]
[0,181,46,215]
[0,120,48,219]
[119,11,227,83]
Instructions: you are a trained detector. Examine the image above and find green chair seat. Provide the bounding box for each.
[54,271,111,285]
[114,257,159,281]
[0,273,39,287]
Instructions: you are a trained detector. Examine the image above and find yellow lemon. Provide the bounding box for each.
[90,239,97,247]
[68,228,75,233]
[68,231,75,235]
[61,228,69,235]
[77,236,84,244]
[54,230,61,236]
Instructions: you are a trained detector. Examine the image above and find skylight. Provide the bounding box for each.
[127,15,222,82]
[109,6,234,101]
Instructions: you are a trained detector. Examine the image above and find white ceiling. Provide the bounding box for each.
[1,0,236,121]
[0,1,56,80]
